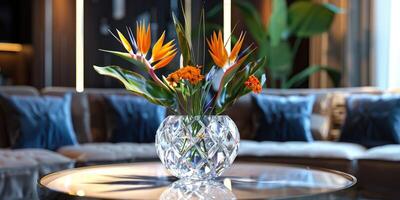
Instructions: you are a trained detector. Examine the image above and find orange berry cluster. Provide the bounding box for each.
[167,66,204,86]
[245,75,262,94]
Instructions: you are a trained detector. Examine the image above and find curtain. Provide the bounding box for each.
[309,0,374,88]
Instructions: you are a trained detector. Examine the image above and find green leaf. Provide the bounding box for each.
[268,0,288,46]
[215,50,254,101]
[99,49,148,72]
[267,41,293,78]
[206,3,222,19]
[257,38,270,58]
[192,23,222,39]
[234,0,266,43]
[282,65,341,88]
[216,57,266,114]
[93,65,175,106]
[288,1,338,37]
[323,3,344,14]
[250,57,267,75]
[172,13,193,66]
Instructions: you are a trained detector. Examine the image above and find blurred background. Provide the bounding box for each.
[0,0,398,90]
[1,2,400,199]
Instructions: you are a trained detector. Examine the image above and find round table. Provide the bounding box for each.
[40,162,356,199]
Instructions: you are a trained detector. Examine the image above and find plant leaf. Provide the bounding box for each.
[250,57,267,75]
[172,13,193,66]
[216,57,266,114]
[282,65,341,88]
[234,0,266,43]
[93,65,174,106]
[216,50,254,100]
[206,3,222,19]
[99,49,148,71]
[267,41,293,78]
[268,0,288,46]
[288,1,339,37]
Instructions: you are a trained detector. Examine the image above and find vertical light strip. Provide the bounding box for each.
[182,0,191,68]
[388,0,400,88]
[44,0,52,87]
[76,0,84,92]
[223,0,231,53]
[372,0,390,88]
[184,0,191,42]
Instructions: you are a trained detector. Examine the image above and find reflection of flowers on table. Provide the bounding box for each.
[89,175,176,192]
[160,179,236,200]
[88,174,236,199]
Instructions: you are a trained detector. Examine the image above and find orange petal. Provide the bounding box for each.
[153,51,177,69]
[151,30,177,64]
[143,24,151,54]
[207,31,228,68]
[136,21,151,55]
[136,22,143,53]
[117,29,132,53]
[229,32,245,62]
[151,31,165,61]
[218,31,228,66]
[208,50,223,68]
[156,45,176,61]
[156,42,175,59]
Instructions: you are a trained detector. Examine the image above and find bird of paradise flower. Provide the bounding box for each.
[94,12,266,116]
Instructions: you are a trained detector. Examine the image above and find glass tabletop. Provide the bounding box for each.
[39,162,356,200]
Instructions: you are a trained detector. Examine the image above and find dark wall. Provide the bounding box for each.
[0,0,33,86]
[52,0,76,87]
[287,0,309,88]
[7,0,309,89]
[84,0,174,88]
[31,0,76,88]
[0,0,32,43]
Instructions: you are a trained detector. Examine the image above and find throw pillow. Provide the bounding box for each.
[104,95,166,143]
[0,94,77,150]
[340,94,400,148]
[254,94,315,142]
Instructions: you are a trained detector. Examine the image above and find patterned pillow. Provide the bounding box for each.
[0,94,77,151]
[104,95,166,143]
[253,94,315,142]
[340,94,400,148]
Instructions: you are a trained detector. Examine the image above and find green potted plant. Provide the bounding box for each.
[235,0,342,88]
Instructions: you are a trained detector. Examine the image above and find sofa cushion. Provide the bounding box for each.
[265,87,383,140]
[0,94,78,151]
[253,95,315,142]
[237,140,365,174]
[58,143,157,163]
[358,144,400,161]
[0,149,73,199]
[0,149,72,168]
[238,140,366,159]
[41,87,92,143]
[86,89,133,142]
[263,90,333,141]
[225,95,257,140]
[104,95,166,143]
[0,86,39,148]
[340,94,400,148]
[310,114,330,140]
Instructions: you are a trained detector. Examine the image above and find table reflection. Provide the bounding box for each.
[89,174,175,193]
[160,179,236,200]
[40,162,356,199]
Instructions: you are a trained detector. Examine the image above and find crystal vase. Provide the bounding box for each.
[160,179,236,200]
[155,115,240,180]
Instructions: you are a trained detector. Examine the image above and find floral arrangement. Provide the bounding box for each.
[94,14,266,115]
